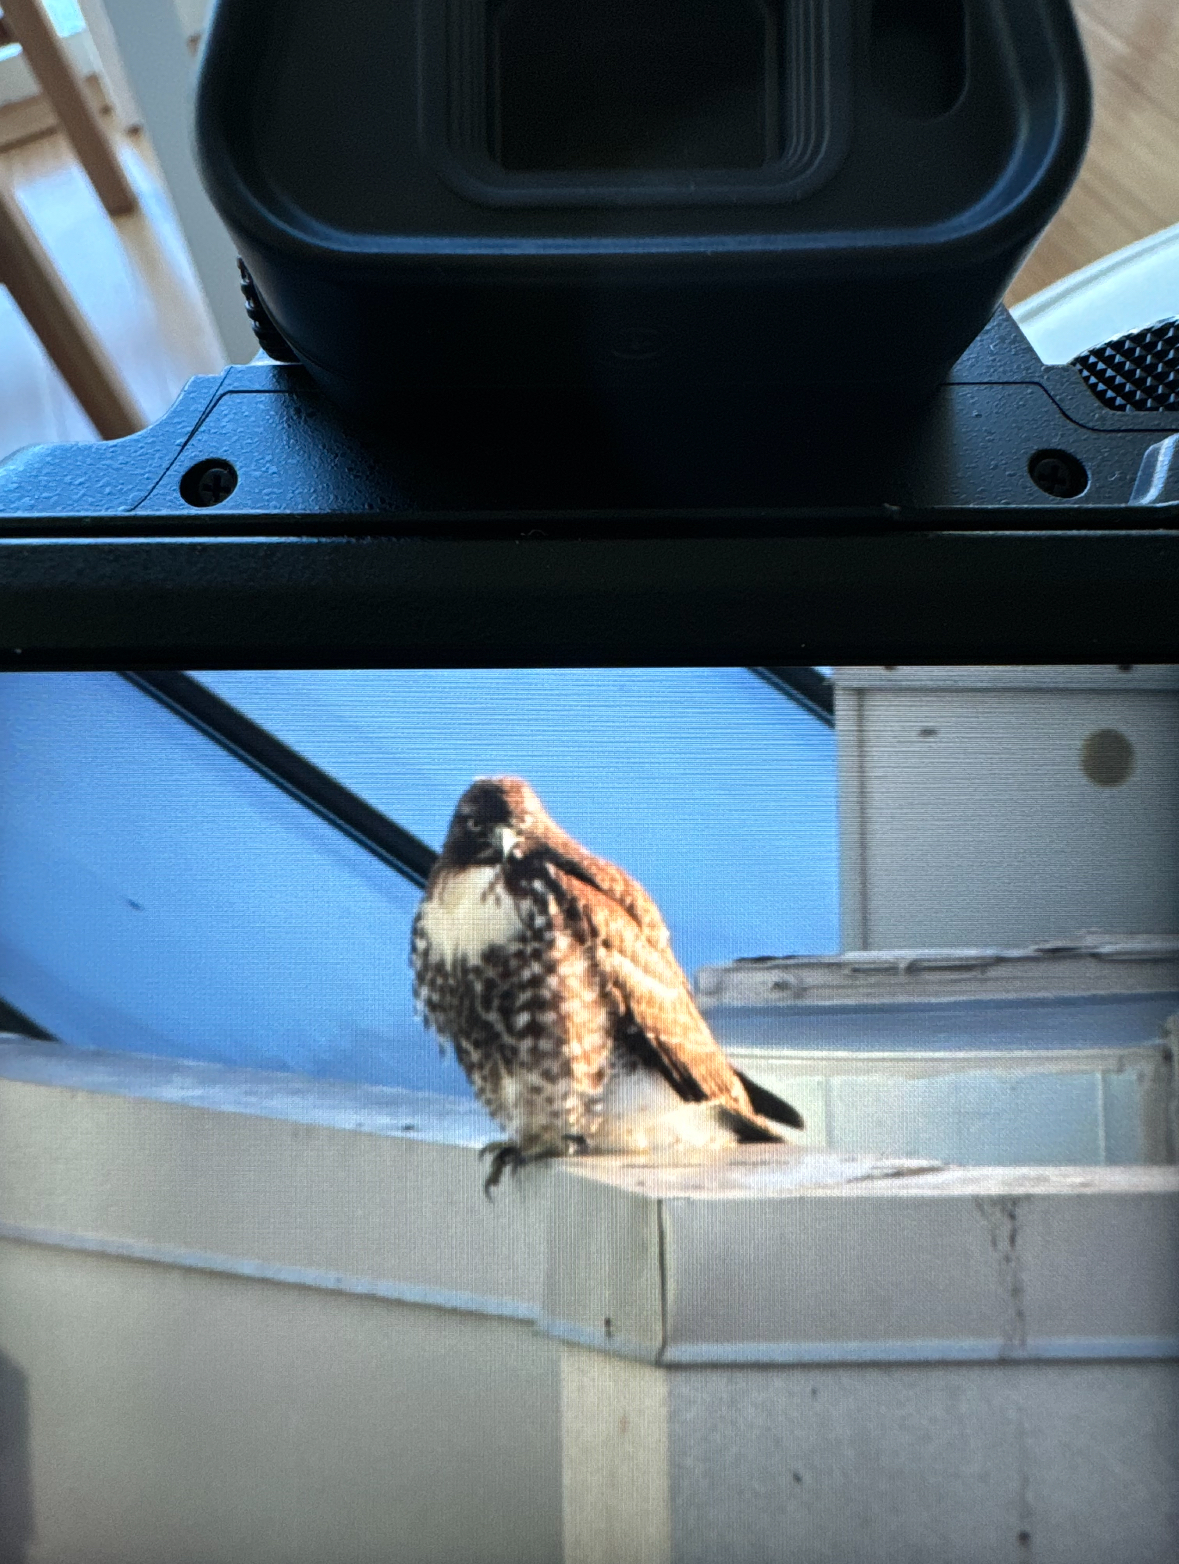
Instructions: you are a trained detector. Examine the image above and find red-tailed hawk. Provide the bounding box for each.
[411,776,803,1193]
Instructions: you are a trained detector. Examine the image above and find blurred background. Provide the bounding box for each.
[0,0,1176,463]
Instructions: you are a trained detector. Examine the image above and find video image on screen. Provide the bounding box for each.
[1,665,1176,1563]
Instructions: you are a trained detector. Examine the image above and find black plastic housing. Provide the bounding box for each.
[195,0,1090,431]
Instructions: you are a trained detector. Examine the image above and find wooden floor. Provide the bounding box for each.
[0,0,1177,464]
[0,114,222,466]
[1006,0,1179,305]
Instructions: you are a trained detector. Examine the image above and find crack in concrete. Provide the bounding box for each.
[975,1195,1035,1558]
[975,1195,1028,1355]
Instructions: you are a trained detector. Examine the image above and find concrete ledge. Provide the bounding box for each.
[720,1043,1177,1166]
[3,1038,1176,1367]
[4,1038,1178,1564]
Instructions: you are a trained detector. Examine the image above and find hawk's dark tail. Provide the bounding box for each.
[717,1105,786,1144]
[737,1072,805,1131]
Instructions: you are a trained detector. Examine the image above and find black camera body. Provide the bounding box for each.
[197,0,1089,435]
[0,0,1177,662]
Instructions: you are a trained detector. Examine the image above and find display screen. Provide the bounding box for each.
[1,665,1176,1562]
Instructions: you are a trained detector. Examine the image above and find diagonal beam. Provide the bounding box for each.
[121,670,439,888]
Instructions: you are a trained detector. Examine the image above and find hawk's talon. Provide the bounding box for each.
[479,1140,524,1198]
[479,1134,589,1197]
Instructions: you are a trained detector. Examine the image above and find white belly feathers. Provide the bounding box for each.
[417,866,525,964]
[595,1059,747,1153]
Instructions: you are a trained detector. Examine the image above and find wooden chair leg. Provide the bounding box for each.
[0,179,144,440]
[2,0,137,218]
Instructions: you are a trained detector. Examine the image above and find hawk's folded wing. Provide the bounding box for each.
[540,828,675,954]
[546,862,755,1112]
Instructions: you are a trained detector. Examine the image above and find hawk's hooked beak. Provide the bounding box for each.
[494,825,520,859]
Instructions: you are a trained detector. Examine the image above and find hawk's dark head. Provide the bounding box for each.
[439,776,546,867]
